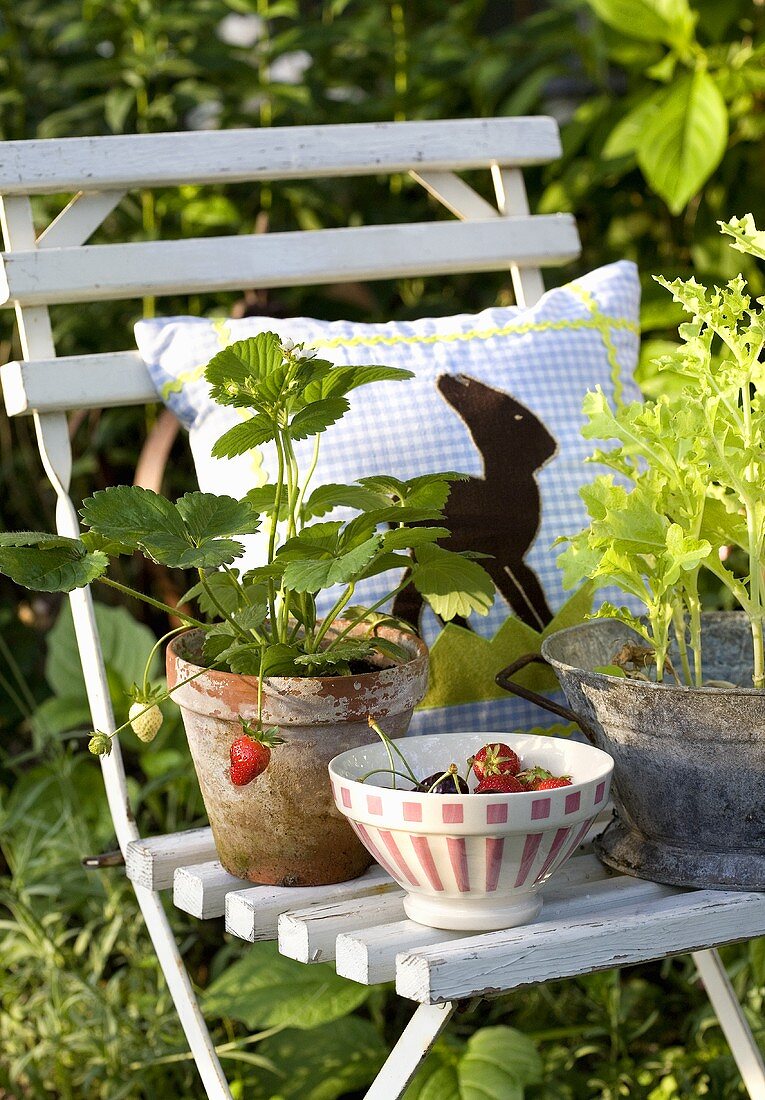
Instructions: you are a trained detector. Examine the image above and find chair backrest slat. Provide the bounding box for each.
[0,117,561,195]
[0,214,579,308]
[2,352,152,415]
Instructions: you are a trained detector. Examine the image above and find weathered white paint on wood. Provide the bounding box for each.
[278,889,407,964]
[174,861,253,920]
[396,890,765,1004]
[492,165,546,307]
[363,1002,455,1100]
[0,215,580,307]
[0,118,562,195]
[337,920,465,988]
[337,864,671,988]
[1,195,233,1099]
[1,352,155,416]
[693,949,765,1100]
[410,170,500,221]
[36,190,126,249]
[224,864,395,942]
[126,827,218,891]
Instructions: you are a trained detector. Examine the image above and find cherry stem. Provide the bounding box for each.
[360,768,417,786]
[367,716,419,786]
[428,765,460,794]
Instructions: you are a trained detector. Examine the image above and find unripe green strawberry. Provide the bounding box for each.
[88,732,113,756]
[129,701,163,743]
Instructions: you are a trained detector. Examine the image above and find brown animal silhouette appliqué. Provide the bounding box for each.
[393,374,557,631]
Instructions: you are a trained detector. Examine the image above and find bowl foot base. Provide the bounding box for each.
[596,818,765,891]
[403,891,542,931]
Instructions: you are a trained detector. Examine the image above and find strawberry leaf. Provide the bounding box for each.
[210,414,276,459]
[301,483,387,519]
[412,545,495,620]
[204,333,285,407]
[294,639,373,669]
[81,485,187,552]
[289,397,350,441]
[282,535,383,593]
[0,532,108,593]
[175,492,261,542]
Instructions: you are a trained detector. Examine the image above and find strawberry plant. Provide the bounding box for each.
[0,332,494,752]
[559,214,765,687]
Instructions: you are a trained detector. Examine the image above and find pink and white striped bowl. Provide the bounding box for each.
[329,732,613,931]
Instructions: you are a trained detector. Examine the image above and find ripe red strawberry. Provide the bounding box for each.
[475,774,525,794]
[534,775,572,791]
[470,742,521,781]
[515,766,551,790]
[229,723,283,786]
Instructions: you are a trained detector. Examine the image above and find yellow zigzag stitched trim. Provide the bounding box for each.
[160,317,233,400]
[567,283,630,405]
[161,313,639,401]
[310,315,638,350]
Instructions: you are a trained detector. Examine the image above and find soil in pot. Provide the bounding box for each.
[167,623,429,887]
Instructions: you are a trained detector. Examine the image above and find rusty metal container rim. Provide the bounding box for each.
[541,611,765,699]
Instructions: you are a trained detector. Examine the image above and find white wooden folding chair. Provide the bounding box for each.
[2,118,764,1100]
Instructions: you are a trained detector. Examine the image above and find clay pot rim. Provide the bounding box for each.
[542,612,765,698]
[168,621,429,690]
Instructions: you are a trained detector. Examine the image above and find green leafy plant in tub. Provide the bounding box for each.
[559,216,765,687]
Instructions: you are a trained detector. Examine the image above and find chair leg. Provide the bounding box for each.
[363,1002,455,1100]
[692,948,765,1100]
[133,881,232,1100]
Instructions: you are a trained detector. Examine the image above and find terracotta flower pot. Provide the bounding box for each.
[167,623,429,887]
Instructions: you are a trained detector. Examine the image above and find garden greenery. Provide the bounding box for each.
[2,1,765,1095]
[559,215,765,688]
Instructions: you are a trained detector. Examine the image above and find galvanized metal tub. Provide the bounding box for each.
[500,613,765,890]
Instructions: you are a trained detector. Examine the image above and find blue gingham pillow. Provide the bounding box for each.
[135,261,641,734]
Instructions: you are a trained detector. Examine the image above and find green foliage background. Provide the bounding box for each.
[1,0,764,1096]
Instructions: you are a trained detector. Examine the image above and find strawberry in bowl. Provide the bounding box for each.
[328,731,613,931]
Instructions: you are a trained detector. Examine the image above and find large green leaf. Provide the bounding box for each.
[637,70,728,214]
[383,526,450,551]
[307,363,414,401]
[201,942,369,1030]
[46,601,159,702]
[458,1027,542,1099]
[81,486,253,569]
[252,1017,387,1100]
[404,1027,542,1100]
[584,0,696,46]
[0,532,108,593]
[412,545,494,620]
[81,485,186,549]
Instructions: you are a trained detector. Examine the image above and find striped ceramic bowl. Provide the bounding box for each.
[329,732,613,931]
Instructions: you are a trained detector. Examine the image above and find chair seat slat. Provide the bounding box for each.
[395,889,765,1004]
